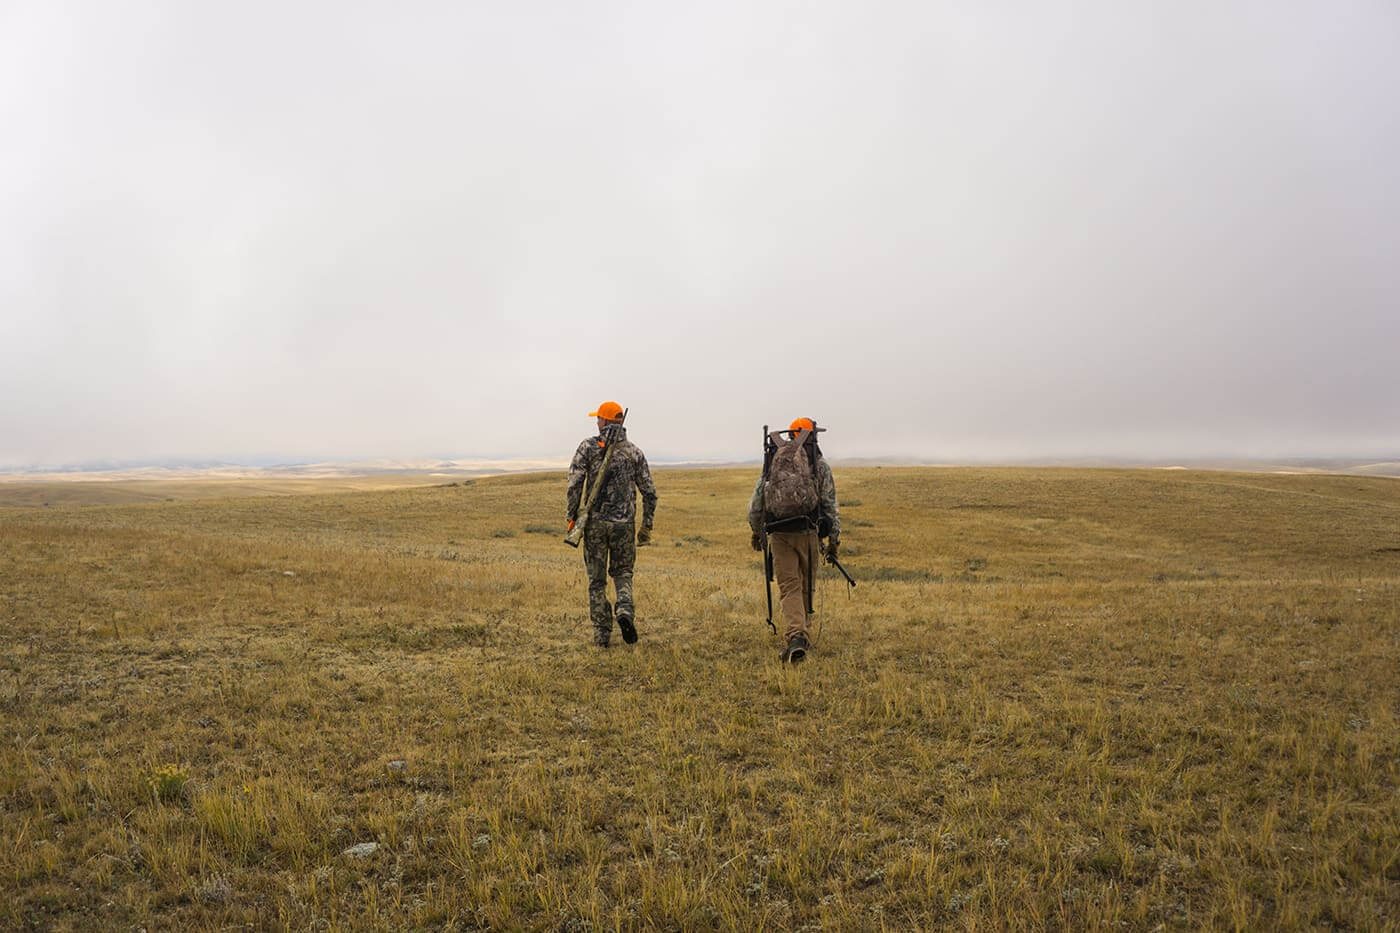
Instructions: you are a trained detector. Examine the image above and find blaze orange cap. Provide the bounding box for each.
[589,401,624,422]
[789,417,815,434]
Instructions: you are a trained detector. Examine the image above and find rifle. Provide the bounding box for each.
[563,408,628,548]
[765,424,826,453]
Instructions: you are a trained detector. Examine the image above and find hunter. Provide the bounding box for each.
[749,417,840,663]
[566,401,658,647]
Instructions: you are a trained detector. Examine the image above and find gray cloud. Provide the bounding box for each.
[3,1,1397,467]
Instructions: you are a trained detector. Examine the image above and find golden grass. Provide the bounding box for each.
[1,467,1397,929]
[0,474,448,509]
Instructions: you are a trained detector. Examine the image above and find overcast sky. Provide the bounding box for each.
[2,1,1397,468]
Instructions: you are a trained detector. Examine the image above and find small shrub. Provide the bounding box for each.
[1083,848,1123,878]
[491,529,516,538]
[147,764,189,804]
[523,524,556,535]
[447,622,489,645]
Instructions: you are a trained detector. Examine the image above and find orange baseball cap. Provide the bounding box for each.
[789,417,815,433]
[589,401,624,422]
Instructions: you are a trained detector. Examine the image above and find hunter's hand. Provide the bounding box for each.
[750,531,764,552]
[826,537,840,563]
[567,519,576,533]
[636,526,651,546]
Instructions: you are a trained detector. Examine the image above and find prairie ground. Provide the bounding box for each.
[1,466,1397,930]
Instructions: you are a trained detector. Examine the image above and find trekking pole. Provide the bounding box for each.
[764,544,776,635]
[821,543,856,590]
[760,424,777,634]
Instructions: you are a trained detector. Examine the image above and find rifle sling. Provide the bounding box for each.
[582,422,628,520]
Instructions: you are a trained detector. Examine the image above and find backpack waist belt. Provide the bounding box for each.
[764,514,818,534]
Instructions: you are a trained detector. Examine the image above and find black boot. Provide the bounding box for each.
[780,633,809,664]
[617,612,638,644]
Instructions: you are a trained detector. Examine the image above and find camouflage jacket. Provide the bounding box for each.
[567,427,657,527]
[748,453,840,538]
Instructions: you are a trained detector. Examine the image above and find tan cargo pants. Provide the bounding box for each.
[768,529,819,641]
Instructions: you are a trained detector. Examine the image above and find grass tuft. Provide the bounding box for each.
[146,764,189,804]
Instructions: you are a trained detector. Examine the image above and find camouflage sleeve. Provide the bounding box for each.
[634,448,657,528]
[566,440,591,522]
[747,475,765,534]
[818,458,840,539]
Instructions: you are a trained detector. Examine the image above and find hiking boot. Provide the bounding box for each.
[780,633,809,664]
[617,612,638,645]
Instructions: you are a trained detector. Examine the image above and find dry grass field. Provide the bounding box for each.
[1,466,1397,930]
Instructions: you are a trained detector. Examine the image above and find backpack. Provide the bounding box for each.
[764,433,820,521]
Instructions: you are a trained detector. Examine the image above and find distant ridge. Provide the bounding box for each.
[0,458,568,482]
[3,456,1396,481]
[829,457,1400,477]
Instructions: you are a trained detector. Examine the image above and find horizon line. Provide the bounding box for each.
[3,452,1399,481]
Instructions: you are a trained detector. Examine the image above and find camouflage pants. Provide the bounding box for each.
[583,519,635,645]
